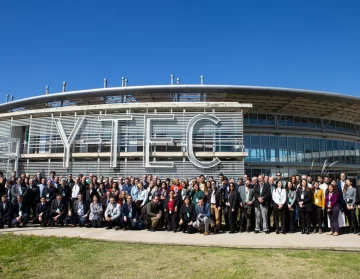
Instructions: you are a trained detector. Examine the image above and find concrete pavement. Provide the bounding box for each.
[1,225,360,251]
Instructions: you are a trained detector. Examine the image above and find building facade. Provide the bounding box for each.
[0,84,359,180]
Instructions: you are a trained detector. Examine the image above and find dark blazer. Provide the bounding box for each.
[0,201,13,219]
[254,183,272,206]
[121,202,138,219]
[180,203,196,222]
[13,202,30,218]
[50,199,67,216]
[30,185,39,203]
[296,187,313,212]
[229,190,241,211]
[164,197,181,212]
[356,185,360,205]
[43,186,56,201]
[85,188,99,203]
[336,181,346,210]
[5,187,12,202]
[71,200,90,216]
[207,188,222,208]
[35,202,50,217]
[10,184,28,203]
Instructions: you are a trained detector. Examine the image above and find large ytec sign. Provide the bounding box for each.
[54,113,243,169]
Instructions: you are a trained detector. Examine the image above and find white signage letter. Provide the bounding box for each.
[186,114,221,168]
[54,117,85,168]
[98,115,133,167]
[144,115,174,168]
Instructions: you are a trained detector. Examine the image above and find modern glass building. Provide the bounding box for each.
[0,83,359,180]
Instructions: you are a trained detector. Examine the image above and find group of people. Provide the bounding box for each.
[0,170,359,237]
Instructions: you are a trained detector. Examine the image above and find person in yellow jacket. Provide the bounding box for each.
[312,181,324,234]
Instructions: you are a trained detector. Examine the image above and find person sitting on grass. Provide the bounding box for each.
[121,195,140,230]
[105,196,121,230]
[12,195,29,227]
[33,196,50,227]
[50,193,67,227]
[179,196,196,234]
[146,195,162,232]
[193,198,212,235]
[69,193,89,227]
[89,195,103,228]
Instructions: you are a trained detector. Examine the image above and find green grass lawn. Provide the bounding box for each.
[0,234,359,279]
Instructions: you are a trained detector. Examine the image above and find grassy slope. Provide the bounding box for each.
[0,234,359,279]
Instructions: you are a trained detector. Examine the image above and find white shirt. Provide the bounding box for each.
[272,188,286,205]
[210,191,216,204]
[72,184,80,198]
[319,183,328,198]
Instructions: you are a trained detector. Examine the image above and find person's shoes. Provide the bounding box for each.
[182,230,186,233]
[306,229,310,235]
[312,229,316,234]
[71,224,76,228]
[265,231,270,234]
[204,232,209,236]
[282,231,286,235]
[276,230,279,234]
[86,224,92,228]
[115,226,120,230]
[60,222,64,227]
[239,228,243,233]
[319,229,323,234]
[246,229,250,233]
[122,228,126,231]
[150,228,155,232]
[40,222,44,227]
[173,230,176,233]
[333,232,339,236]
[106,226,112,230]
[254,230,259,234]
[327,232,333,235]
[301,229,305,234]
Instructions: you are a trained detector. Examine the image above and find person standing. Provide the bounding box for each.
[11,178,27,204]
[272,180,286,234]
[296,179,313,234]
[343,179,358,234]
[208,181,222,233]
[286,181,297,233]
[163,190,180,232]
[254,175,271,234]
[227,182,240,234]
[325,184,340,236]
[0,195,13,228]
[312,181,324,234]
[238,179,254,233]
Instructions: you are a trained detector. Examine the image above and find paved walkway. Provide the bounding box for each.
[1,226,360,251]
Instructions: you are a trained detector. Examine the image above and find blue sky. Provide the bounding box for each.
[0,0,359,101]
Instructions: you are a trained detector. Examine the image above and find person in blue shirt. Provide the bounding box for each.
[121,178,132,195]
[121,195,140,230]
[193,198,212,235]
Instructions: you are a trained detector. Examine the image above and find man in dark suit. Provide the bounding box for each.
[254,175,271,234]
[11,178,27,204]
[29,180,39,218]
[69,194,89,227]
[0,195,13,228]
[12,195,30,227]
[50,193,67,227]
[34,196,50,227]
[121,195,139,230]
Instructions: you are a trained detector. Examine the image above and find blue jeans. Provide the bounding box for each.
[12,214,29,226]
